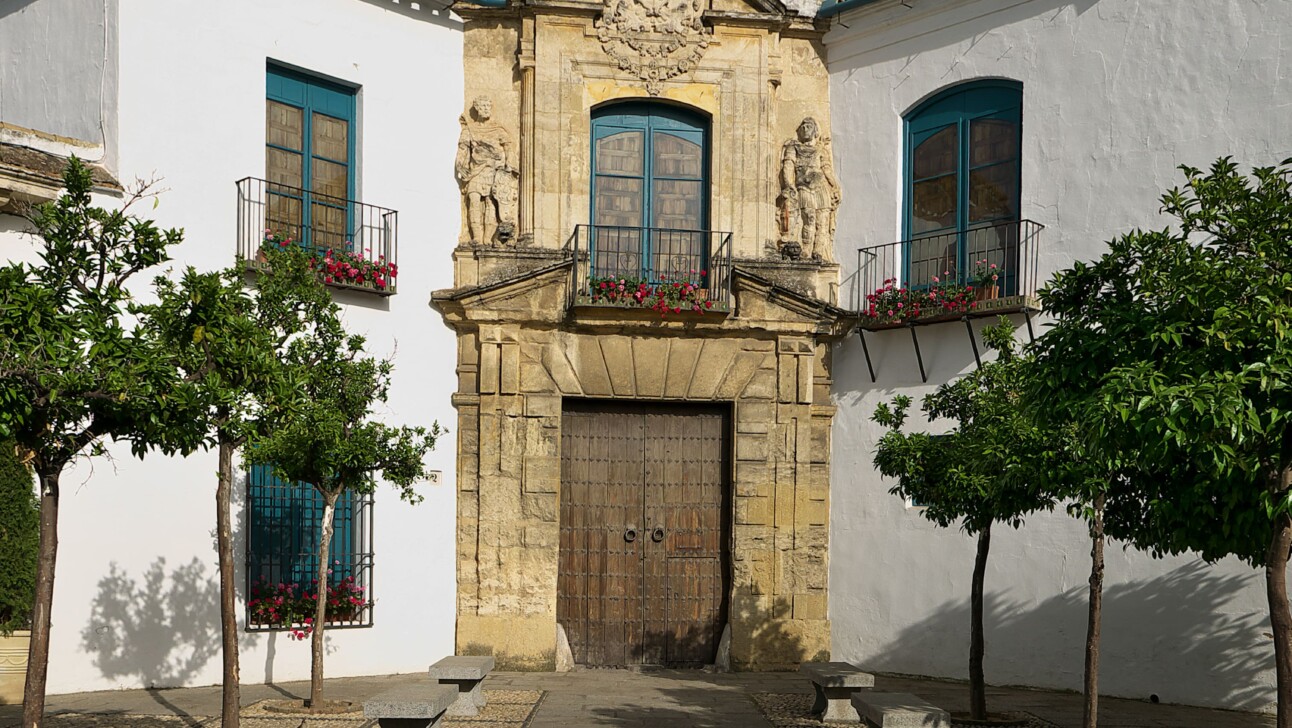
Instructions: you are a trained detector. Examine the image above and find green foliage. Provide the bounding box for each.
[138,236,335,450]
[0,157,185,471]
[0,443,37,635]
[245,242,440,501]
[872,319,1058,534]
[1030,157,1292,567]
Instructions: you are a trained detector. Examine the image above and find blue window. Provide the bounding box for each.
[245,465,373,630]
[904,81,1022,293]
[265,64,357,253]
[590,102,709,280]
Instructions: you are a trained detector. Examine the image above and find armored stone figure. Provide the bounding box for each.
[779,117,840,262]
[456,97,519,245]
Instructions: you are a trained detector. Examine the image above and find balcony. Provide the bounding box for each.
[566,224,733,316]
[854,219,1043,330]
[851,219,1044,381]
[236,177,399,296]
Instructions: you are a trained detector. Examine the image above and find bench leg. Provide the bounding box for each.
[811,682,829,716]
[376,717,443,728]
[821,686,862,723]
[441,678,486,716]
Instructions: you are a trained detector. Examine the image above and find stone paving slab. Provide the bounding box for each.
[0,670,1277,728]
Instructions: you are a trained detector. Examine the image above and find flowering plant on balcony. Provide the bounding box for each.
[260,231,398,292]
[247,573,371,640]
[862,275,976,324]
[587,270,714,317]
[970,258,1000,297]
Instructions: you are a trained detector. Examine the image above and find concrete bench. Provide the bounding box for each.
[363,683,458,728]
[851,691,950,728]
[428,655,495,717]
[799,661,876,722]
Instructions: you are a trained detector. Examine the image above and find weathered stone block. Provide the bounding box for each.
[521,492,558,522]
[801,661,875,722]
[363,683,457,727]
[851,692,950,728]
[735,495,771,525]
[793,592,827,621]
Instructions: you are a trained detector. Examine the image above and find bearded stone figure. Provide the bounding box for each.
[779,117,841,262]
[456,97,519,245]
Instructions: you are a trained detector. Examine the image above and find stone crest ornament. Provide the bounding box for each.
[596,0,711,95]
[456,97,519,246]
[779,117,840,263]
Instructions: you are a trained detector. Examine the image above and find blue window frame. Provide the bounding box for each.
[245,464,373,630]
[590,102,709,280]
[904,81,1022,292]
[265,64,357,253]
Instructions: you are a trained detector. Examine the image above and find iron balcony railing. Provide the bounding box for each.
[236,177,399,295]
[566,224,734,313]
[853,219,1044,327]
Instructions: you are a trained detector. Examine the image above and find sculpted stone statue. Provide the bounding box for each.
[456,97,519,245]
[779,117,840,262]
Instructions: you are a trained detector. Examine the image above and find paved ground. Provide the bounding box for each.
[0,669,1276,727]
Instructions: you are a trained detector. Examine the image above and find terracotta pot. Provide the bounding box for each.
[0,630,30,705]
[975,284,1000,302]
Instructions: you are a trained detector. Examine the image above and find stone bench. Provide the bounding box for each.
[851,691,950,728]
[428,655,495,716]
[799,661,876,722]
[363,683,458,728]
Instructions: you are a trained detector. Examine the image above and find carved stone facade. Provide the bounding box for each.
[436,0,845,671]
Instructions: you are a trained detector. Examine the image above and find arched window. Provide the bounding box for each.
[904,81,1022,292]
[590,102,709,280]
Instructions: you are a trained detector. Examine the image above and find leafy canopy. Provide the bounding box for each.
[1030,157,1292,566]
[245,244,439,499]
[872,320,1057,533]
[0,158,186,473]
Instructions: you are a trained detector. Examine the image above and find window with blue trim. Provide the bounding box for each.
[590,102,709,280]
[904,81,1022,293]
[265,65,357,254]
[245,465,374,631]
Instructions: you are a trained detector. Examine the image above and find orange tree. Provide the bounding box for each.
[872,320,1059,721]
[1029,158,1292,728]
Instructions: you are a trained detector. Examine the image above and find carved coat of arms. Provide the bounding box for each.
[596,0,711,95]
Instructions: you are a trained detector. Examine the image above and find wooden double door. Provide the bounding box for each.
[558,401,730,667]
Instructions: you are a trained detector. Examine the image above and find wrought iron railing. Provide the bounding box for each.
[236,177,398,295]
[565,224,733,312]
[852,219,1044,323]
[245,468,375,632]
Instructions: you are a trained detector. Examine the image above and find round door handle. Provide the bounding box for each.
[652,527,665,543]
[624,528,638,543]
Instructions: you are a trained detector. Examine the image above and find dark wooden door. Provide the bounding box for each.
[558,401,729,667]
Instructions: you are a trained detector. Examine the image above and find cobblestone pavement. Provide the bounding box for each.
[0,670,1276,728]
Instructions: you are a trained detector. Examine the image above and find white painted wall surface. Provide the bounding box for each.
[0,0,464,694]
[0,0,118,166]
[825,0,1292,713]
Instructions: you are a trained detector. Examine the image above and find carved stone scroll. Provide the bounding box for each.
[595,0,712,95]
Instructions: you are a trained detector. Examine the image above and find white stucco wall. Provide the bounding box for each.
[825,0,1292,713]
[1,0,464,694]
[0,0,118,167]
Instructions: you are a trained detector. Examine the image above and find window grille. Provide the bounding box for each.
[245,464,374,631]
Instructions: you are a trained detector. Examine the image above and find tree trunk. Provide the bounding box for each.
[22,471,61,728]
[1266,507,1292,728]
[309,490,339,711]
[969,524,991,722]
[1083,493,1106,728]
[217,439,241,728]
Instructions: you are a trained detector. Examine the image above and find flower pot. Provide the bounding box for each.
[975,284,1000,302]
[0,630,30,705]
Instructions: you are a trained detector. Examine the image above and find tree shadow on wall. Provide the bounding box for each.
[80,558,221,693]
[862,560,1270,711]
